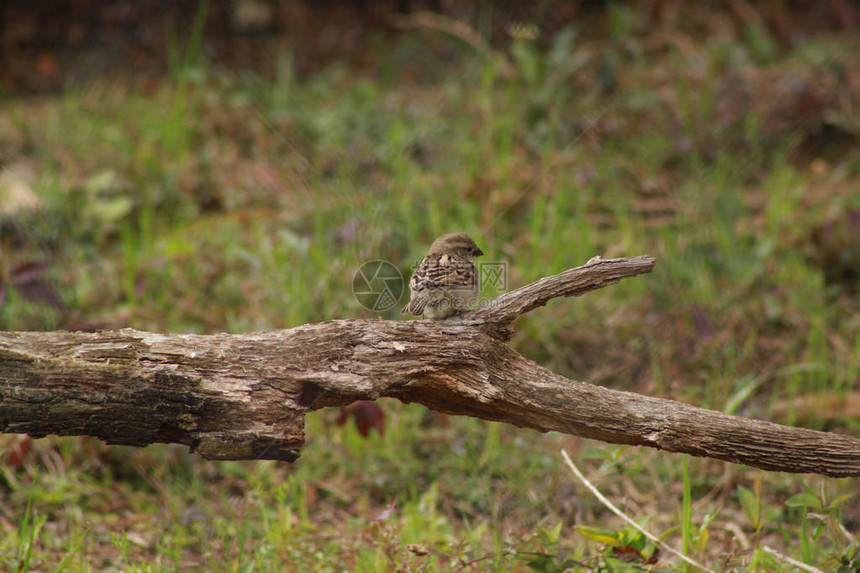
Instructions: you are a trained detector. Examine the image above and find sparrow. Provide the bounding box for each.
[401,232,484,319]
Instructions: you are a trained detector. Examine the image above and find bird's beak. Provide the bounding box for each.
[475,248,484,257]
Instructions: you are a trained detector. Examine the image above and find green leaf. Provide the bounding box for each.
[84,168,121,195]
[538,522,564,545]
[574,525,621,545]
[737,485,761,529]
[812,521,826,539]
[785,493,822,511]
[581,448,613,460]
[724,373,765,415]
[87,195,134,225]
[618,528,646,551]
[825,493,856,512]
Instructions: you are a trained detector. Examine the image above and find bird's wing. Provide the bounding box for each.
[402,254,477,316]
[401,293,427,316]
[410,254,477,292]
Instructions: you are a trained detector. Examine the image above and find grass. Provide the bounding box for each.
[2,3,860,571]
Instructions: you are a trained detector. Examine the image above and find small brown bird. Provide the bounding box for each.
[401,232,484,319]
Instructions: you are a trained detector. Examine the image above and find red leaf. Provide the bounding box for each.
[612,546,644,563]
[336,401,385,437]
[5,436,31,468]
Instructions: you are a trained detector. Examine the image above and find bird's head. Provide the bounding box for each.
[427,232,484,259]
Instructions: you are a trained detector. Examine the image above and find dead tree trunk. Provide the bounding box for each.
[1,255,858,476]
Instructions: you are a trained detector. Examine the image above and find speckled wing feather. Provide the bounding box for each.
[401,253,478,316]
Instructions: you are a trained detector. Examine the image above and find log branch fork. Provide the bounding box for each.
[1,256,858,477]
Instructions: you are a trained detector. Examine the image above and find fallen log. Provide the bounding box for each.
[1,255,858,477]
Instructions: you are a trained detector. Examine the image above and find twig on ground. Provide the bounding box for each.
[561,449,715,573]
[762,546,824,573]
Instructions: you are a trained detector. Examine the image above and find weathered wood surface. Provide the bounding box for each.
[2,255,859,476]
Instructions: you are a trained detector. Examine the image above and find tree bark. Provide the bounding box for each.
[1,255,859,477]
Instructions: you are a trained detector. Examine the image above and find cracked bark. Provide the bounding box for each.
[1,255,858,477]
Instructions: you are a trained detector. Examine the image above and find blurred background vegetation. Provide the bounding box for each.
[1,0,859,570]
